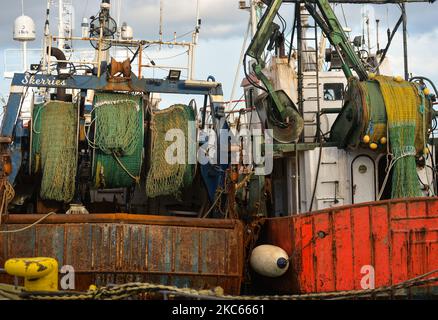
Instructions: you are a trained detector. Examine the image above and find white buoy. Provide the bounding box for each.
[250,244,289,277]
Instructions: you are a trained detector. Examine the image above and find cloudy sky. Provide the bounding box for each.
[0,0,437,105]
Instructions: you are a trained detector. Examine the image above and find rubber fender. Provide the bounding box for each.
[250,244,289,277]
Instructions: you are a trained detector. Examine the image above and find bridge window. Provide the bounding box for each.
[323,83,344,101]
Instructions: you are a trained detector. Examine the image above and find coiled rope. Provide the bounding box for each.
[0,180,15,225]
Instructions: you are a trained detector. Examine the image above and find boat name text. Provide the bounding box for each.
[21,74,67,87]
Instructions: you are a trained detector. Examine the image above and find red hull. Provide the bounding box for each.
[261,197,438,294]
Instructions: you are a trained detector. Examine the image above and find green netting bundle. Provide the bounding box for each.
[146,104,196,198]
[361,80,387,142]
[92,93,144,188]
[34,101,78,202]
[388,126,421,198]
[375,75,424,199]
[93,93,142,155]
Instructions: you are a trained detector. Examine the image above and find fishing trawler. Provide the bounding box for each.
[0,0,437,300]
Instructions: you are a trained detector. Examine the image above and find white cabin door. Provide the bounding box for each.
[352,156,376,204]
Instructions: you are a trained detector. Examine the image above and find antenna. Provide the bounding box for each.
[116,0,121,38]
[21,0,24,15]
[376,19,380,52]
[195,0,200,34]
[159,0,163,43]
[58,0,64,50]
[189,0,201,80]
[366,15,371,53]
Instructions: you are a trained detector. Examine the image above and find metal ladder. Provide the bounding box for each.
[297,4,321,143]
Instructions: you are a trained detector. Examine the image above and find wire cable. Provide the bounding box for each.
[308,129,324,212]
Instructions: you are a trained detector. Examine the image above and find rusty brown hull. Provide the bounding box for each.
[0,214,244,294]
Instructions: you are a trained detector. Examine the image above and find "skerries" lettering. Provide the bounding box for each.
[21,74,67,87]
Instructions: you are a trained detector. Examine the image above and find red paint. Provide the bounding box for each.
[264,197,438,294]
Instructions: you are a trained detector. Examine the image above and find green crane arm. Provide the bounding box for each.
[245,0,288,118]
[303,0,368,80]
[244,0,370,143]
[245,0,368,125]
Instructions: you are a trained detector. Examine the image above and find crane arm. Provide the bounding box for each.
[246,0,369,83]
[243,0,369,142]
[303,0,368,80]
[245,0,288,118]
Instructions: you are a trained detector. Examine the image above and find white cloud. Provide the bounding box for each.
[119,0,249,40]
[386,28,438,84]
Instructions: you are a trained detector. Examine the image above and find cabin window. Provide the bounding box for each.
[323,83,344,101]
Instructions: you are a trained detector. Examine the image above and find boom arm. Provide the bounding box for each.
[245,0,305,144]
[303,0,368,80]
[245,0,288,118]
[244,0,370,142]
[246,0,368,85]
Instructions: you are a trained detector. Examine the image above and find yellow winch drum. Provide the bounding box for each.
[361,76,430,153]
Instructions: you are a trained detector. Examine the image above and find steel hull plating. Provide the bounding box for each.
[258,197,438,295]
[0,214,244,294]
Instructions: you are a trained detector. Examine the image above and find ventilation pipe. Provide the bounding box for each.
[46,47,67,101]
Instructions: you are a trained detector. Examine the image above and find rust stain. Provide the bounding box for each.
[261,197,438,294]
[0,214,244,294]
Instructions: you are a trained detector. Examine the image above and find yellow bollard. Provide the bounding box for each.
[88,284,98,291]
[4,257,58,291]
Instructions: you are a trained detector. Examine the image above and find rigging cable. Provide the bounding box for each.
[229,19,251,105]
[287,6,297,64]
[243,55,267,93]
[308,129,323,213]
[377,13,403,67]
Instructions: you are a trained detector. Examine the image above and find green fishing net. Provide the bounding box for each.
[146,104,196,198]
[92,93,144,188]
[32,101,78,202]
[375,75,424,198]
